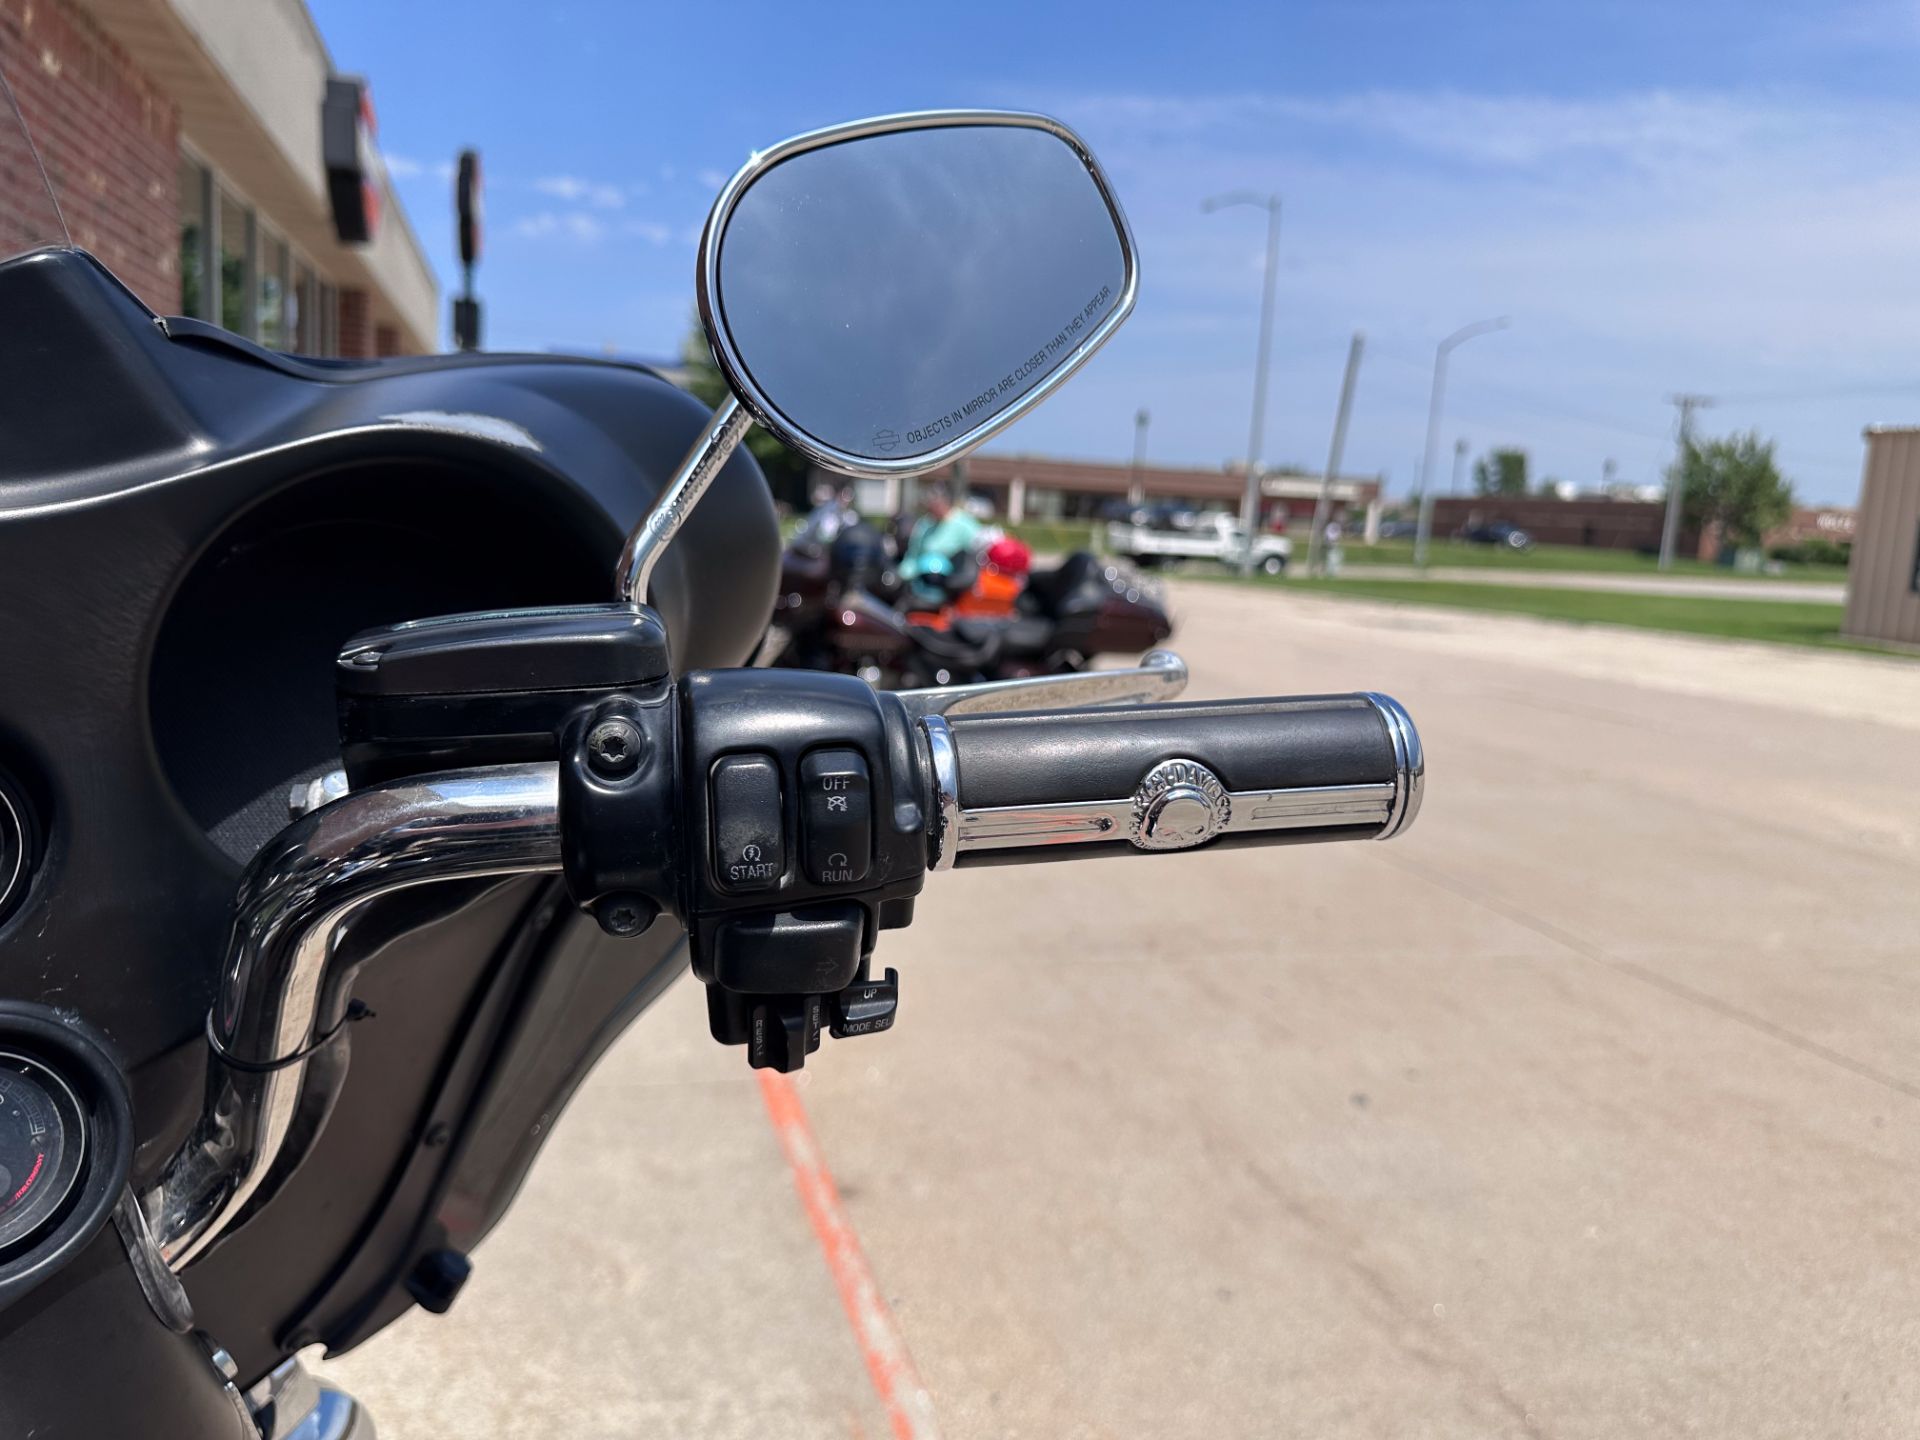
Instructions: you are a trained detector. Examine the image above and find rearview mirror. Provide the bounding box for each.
[697,111,1137,475]
[615,111,1138,602]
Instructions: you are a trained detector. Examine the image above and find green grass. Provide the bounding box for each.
[1276,577,1880,653]
[1342,537,1846,582]
[1005,519,1098,552]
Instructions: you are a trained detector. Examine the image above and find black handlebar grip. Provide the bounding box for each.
[924,694,1422,867]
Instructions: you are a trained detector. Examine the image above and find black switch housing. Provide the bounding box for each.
[678,668,935,1070]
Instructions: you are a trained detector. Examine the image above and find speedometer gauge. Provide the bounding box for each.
[0,1053,86,1255]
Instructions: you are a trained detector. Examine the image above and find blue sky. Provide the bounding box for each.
[311,0,1920,505]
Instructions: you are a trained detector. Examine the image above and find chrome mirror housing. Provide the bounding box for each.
[699,111,1137,474]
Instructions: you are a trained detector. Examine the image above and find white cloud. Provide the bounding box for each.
[623,219,672,246]
[534,175,626,209]
[991,86,1920,500]
[381,153,454,184]
[697,168,728,191]
[513,211,607,243]
[1070,88,1920,177]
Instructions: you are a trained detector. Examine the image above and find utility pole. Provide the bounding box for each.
[1203,191,1282,573]
[1450,437,1469,496]
[453,150,483,351]
[1127,408,1150,508]
[1659,394,1713,570]
[1413,317,1509,570]
[1306,331,1365,575]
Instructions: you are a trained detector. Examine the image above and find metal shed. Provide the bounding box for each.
[1844,428,1920,649]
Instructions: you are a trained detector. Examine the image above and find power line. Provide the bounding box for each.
[1713,381,1920,406]
[1366,342,1671,443]
[1341,339,1867,487]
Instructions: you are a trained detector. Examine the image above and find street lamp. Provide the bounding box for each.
[1413,316,1509,569]
[1128,407,1151,507]
[1203,190,1281,574]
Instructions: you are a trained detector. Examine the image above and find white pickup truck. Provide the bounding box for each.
[1104,512,1293,575]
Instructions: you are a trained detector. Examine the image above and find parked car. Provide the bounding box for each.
[1106,510,1292,574]
[1377,519,1420,540]
[1459,520,1534,550]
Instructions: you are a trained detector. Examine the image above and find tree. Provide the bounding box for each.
[678,320,813,508]
[1672,431,1793,548]
[1472,447,1529,496]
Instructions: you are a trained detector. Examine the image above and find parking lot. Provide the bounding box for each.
[320,580,1920,1440]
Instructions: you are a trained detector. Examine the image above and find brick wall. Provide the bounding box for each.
[374,321,399,357]
[1,0,179,312]
[1429,496,1703,554]
[1766,506,1856,547]
[337,286,370,358]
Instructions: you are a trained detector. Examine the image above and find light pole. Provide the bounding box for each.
[1306,331,1365,575]
[1413,317,1509,569]
[1128,408,1151,508]
[1203,190,1281,574]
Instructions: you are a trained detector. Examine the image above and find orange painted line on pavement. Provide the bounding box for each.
[757,1069,942,1440]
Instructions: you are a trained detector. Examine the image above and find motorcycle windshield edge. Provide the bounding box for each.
[0,62,72,261]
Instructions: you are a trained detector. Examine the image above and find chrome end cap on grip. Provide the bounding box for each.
[1366,692,1425,840]
[922,713,960,871]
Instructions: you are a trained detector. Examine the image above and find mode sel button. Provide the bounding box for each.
[800,749,871,885]
[712,755,784,892]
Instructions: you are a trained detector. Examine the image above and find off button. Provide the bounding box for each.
[800,749,871,885]
[711,755,784,892]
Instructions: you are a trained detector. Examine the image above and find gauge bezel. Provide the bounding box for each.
[0,1008,131,1318]
[0,770,36,926]
[0,1050,88,1260]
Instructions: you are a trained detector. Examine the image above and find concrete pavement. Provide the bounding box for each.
[1336,565,1848,602]
[318,581,1920,1439]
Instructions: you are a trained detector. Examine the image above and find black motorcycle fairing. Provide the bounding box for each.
[0,247,779,1389]
[0,243,773,1063]
[0,1230,254,1440]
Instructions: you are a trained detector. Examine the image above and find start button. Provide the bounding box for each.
[711,755,784,892]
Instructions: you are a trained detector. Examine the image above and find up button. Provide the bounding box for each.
[800,749,871,885]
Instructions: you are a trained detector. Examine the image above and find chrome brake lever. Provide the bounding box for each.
[895,648,1188,720]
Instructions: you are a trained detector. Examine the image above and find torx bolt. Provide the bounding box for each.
[586,717,642,779]
[596,893,659,938]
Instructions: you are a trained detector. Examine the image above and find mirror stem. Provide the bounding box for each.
[615,393,753,604]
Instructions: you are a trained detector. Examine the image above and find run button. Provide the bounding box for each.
[800,749,871,885]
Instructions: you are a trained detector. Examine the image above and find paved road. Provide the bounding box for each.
[320,583,1920,1439]
[1337,565,1848,602]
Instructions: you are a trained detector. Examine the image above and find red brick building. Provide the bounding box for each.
[1,0,434,355]
[1428,496,1693,552]
[860,454,1386,537]
[1429,496,1856,558]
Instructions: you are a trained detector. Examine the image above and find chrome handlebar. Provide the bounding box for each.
[144,764,563,1269]
[147,654,1424,1269]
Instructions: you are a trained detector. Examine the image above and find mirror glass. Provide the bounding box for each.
[710,120,1131,468]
